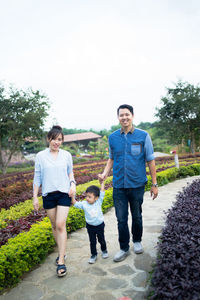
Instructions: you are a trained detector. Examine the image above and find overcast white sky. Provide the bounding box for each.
[1,0,200,130]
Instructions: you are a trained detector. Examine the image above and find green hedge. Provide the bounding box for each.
[0,198,43,229]
[145,163,200,191]
[0,164,200,291]
[0,218,55,290]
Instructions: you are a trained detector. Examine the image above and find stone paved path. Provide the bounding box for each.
[1,176,200,300]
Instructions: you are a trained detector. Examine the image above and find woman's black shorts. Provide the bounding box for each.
[42,191,71,209]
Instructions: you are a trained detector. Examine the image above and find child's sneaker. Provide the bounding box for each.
[101,250,108,259]
[88,255,97,264]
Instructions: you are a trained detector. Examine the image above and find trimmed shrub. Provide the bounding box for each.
[0,198,43,229]
[0,217,55,291]
[0,210,47,247]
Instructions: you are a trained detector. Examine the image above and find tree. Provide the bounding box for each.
[62,128,87,135]
[155,80,200,153]
[97,136,109,159]
[110,124,121,132]
[88,140,98,154]
[62,143,79,156]
[0,83,49,173]
[137,122,153,131]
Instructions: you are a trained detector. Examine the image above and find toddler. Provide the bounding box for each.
[72,180,108,264]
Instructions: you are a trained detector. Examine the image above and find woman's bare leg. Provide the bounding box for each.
[56,206,69,273]
[46,207,57,243]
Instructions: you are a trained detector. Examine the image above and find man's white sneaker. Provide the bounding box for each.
[133,242,143,254]
[88,255,97,264]
[113,249,130,262]
[102,250,108,259]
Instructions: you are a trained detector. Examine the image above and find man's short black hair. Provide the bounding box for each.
[117,104,134,116]
[86,185,100,197]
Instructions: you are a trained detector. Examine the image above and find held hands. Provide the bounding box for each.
[150,186,158,200]
[98,176,105,192]
[98,173,106,183]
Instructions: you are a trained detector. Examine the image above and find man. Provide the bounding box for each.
[98,104,158,262]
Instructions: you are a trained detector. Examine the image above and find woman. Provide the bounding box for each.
[33,125,76,277]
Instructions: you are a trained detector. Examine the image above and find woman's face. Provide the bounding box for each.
[48,133,63,152]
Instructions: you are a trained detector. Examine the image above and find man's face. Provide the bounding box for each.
[118,108,134,129]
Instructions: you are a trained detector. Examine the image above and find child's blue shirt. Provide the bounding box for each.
[74,191,105,226]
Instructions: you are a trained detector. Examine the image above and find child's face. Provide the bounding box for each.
[86,192,98,204]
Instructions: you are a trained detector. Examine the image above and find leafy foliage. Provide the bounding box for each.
[0,217,55,290]
[0,210,46,246]
[155,80,200,153]
[0,198,43,229]
[0,82,49,173]
[150,179,200,299]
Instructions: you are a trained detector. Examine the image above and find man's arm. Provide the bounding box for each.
[98,158,113,181]
[147,159,158,200]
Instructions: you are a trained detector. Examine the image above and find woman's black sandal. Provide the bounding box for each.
[55,255,66,266]
[57,264,67,277]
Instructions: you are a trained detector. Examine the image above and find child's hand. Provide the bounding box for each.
[98,177,104,184]
[100,180,105,192]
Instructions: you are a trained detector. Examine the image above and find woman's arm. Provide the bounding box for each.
[33,155,41,211]
[68,172,76,198]
[33,184,40,211]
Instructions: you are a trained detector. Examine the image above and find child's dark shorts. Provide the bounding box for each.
[42,191,71,209]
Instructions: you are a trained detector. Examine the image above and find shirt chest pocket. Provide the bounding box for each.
[131,144,142,156]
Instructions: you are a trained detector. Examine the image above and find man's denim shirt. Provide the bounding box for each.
[109,128,155,188]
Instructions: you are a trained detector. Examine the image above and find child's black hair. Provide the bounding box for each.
[86,185,100,197]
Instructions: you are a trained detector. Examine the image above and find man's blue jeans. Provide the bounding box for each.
[113,186,145,251]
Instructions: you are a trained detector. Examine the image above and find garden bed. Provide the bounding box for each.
[149,179,200,299]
